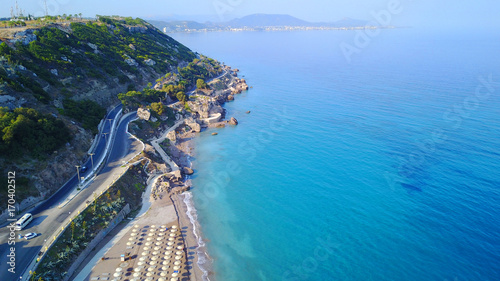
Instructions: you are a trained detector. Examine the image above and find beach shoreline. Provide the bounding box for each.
[75,65,246,281]
[163,66,249,281]
[168,130,213,281]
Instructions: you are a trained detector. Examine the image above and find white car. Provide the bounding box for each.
[24,233,39,240]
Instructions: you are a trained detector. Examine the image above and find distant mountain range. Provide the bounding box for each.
[148,14,377,33]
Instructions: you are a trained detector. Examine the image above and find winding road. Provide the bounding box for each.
[0,106,142,281]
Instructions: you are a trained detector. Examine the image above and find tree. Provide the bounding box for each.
[82,221,87,238]
[196,78,207,89]
[176,91,186,103]
[150,102,164,116]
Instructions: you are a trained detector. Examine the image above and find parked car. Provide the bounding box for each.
[24,233,39,240]
[81,166,87,173]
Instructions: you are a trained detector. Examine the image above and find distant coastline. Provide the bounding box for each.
[160,25,398,33]
[147,13,398,34]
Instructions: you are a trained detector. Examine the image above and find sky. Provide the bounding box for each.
[1,0,499,29]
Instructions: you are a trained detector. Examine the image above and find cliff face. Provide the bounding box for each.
[0,17,196,213]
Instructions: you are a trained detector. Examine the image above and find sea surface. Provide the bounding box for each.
[170,28,500,281]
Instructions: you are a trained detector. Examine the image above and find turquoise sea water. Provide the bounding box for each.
[171,29,500,281]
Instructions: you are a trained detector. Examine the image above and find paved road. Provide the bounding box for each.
[0,108,141,281]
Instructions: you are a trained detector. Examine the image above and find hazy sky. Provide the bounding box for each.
[1,0,499,28]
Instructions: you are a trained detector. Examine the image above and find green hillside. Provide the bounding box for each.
[0,16,201,209]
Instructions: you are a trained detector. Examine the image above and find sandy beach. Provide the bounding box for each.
[71,127,210,281]
[169,129,213,281]
[72,172,203,281]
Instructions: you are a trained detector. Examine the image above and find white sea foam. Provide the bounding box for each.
[183,191,212,281]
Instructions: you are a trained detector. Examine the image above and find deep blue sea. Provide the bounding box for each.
[171,28,500,281]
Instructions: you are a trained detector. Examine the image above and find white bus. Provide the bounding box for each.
[15,213,33,231]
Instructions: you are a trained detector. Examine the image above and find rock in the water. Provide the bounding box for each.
[228,117,238,125]
[227,95,234,101]
[216,123,226,128]
[183,167,194,175]
[137,107,151,120]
